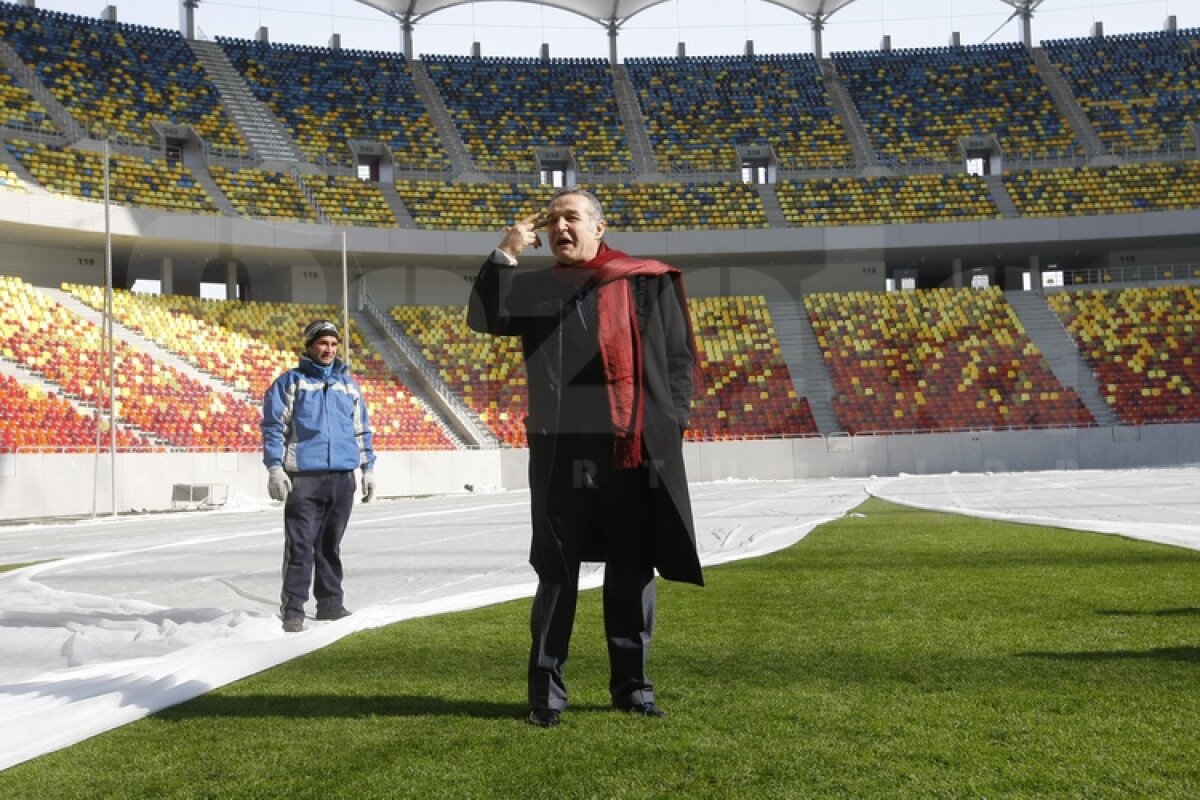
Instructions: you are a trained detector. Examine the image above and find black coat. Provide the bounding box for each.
[467,255,704,587]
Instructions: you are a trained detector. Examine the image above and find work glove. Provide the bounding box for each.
[361,470,376,503]
[267,466,291,502]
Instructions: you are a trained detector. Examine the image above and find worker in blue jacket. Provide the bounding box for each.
[262,319,376,632]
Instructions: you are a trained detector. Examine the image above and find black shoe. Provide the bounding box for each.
[527,708,561,728]
[315,607,352,621]
[616,702,666,718]
[282,615,305,633]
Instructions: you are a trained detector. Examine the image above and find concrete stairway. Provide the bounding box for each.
[754,183,790,227]
[188,40,303,163]
[188,160,240,216]
[821,59,878,171]
[378,181,416,227]
[1030,47,1108,160]
[407,60,484,180]
[610,64,659,175]
[357,299,496,448]
[0,39,85,141]
[43,287,254,403]
[983,173,1021,218]
[765,297,840,434]
[1005,290,1117,425]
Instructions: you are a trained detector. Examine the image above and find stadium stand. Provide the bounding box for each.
[391,297,817,444]
[687,295,818,439]
[776,173,1000,226]
[2,2,1200,462]
[0,60,54,133]
[207,164,317,221]
[0,157,24,191]
[1,275,261,449]
[6,138,218,212]
[421,55,632,174]
[0,3,244,150]
[61,287,455,450]
[1004,161,1200,217]
[0,370,151,450]
[216,37,449,171]
[1042,29,1200,152]
[1047,286,1200,424]
[624,53,853,171]
[806,287,1095,433]
[831,43,1079,164]
[391,303,528,446]
[394,180,768,231]
[309,174,398,227]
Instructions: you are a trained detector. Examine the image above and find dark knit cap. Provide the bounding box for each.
[303,319,340,347]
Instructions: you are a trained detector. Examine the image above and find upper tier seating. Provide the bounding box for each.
[6,139,218,213]
[0,3,244,150]
[393,180,768,231]
[0,60,55,133]
[777,173,999,226]
[1047,285,1200,424]
[63,287,454,451]
[625,53,852,171]
[1043,29,1200,151]
[217,38,449,170]
[807,287,1094,433]
[422,55,632,174]
[832,43,1078,164]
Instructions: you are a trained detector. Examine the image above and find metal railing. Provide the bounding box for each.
[360,293,497,447]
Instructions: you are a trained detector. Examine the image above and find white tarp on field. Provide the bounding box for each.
[1,468,1197,771]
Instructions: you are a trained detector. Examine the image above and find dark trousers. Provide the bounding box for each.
[279,471,355,619]
[528,458,657,712]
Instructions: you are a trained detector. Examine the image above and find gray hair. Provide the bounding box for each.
[550,187,605,227]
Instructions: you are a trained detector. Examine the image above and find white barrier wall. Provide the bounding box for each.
[1,424,1198,522]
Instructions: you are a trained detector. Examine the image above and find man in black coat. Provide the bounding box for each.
[467,188,703,728]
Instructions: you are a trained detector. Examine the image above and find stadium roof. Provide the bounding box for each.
[353,0,862,59]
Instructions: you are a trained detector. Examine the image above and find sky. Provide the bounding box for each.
[23,0,1200,59]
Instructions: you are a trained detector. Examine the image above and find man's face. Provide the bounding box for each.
[306,335,339,366]
[545,194,605,265]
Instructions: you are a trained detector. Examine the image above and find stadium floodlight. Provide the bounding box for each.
[352,0,670,62]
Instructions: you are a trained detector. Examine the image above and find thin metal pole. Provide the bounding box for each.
[341,230,350,367]
[104,137,116,516]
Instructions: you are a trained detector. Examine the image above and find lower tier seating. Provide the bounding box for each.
[807,287,1094,434]
[1048,285,1200,424]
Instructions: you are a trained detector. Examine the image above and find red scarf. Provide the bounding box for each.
[554,244,699,468]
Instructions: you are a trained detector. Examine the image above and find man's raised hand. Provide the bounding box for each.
[499,212,547,260]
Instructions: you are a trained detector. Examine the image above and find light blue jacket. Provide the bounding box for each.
[261,356,375,474]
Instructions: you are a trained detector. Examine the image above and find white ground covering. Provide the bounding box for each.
[1,468,1197,771]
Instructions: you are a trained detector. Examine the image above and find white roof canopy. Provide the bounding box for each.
[353,1,670,29]
[348,1,1041,60]
[350,0,863,60]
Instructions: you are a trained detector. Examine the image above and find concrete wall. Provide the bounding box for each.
[5,192,1200,305]
[3,424,1197,522]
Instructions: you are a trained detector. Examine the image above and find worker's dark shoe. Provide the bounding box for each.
[527,708,561,728]
[315,607,352,621]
